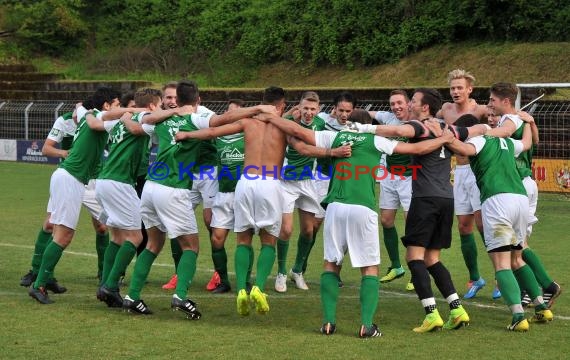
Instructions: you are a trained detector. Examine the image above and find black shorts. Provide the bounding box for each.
[401,197,454,249]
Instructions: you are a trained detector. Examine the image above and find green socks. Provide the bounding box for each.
[171,239,182,271]
[513,264,542,301]
[212,247,229,285]
[292,234,314,274]
[321,271,340,324]
[34,241,64,288]
[96,233,109,277]
[277,239,289,274]
[495,269,521,306]
[235,245,251,291]
[383,227,401,268]
[128,249,157,300]
[31,228,52,274]
[105,240,137,289]
[460,233,480,281]
[175,250,198,299]
[100,241,120,285]
[255,244,276,290]
[522,248,553,289]
[360,275,379,327]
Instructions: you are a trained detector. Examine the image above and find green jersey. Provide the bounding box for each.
[99,112,150,185]
[467,136,527,203]
[283,115,326,180]
[143,112,213,189]
[60,108,108,184]
[500,114,533,178]
[317,131,398,211]
[216,133,245,192]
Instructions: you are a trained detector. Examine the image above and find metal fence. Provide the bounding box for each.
[0,99,568,159]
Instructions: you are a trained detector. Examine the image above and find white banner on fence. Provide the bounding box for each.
[0,139,17,161]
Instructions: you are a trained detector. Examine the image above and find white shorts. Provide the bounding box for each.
[482,193,528,251]
[379,174,412,211]
[313,178,329,219]
[82,179,103,219]
[522,176,538,236]
[323,202,380,268]
[48,168,86,230]
[211,192,235,230]
[96,179,141,230]
[140,181,198,239]
[234,177,283,238]
[453,165,482,215]
[281,179,322,214]
[189,168,219,209]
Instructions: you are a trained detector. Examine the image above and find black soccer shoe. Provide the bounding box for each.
[171,295,201,320]
[320,322,336,335]
[100,285,123,308]
[211,282,231,294]
[123,295,153,315]
[45,278,67,294]
[20,270,37,287]
[28,286,54,304]
[358,324,383,338]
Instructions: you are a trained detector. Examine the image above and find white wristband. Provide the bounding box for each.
[362,124,377,134]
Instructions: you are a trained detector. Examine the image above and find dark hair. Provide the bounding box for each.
[333,91,356,108]
[162,81,178,92]
[490,82,518,105]
[390,89,409,101]
[228,98,245,107]
[120,91,135,107]
[82,96,94,110]
[348,109,372,124]
[91,86,121,110]
[414,88,442,117]
[263,86,286,105]
[134,88,162,108]
[176,80,199,106]
[454,114,480,128]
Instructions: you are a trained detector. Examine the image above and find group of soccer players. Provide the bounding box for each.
[21,69,561,337]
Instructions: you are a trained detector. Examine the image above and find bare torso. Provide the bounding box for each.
[242,119,286,176]
[441,99,487,164]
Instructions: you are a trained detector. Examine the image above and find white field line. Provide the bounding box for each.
[2,242,569,321]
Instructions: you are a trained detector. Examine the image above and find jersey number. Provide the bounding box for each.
[168,127,179,145]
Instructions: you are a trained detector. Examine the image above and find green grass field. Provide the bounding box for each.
[1,162,569,359]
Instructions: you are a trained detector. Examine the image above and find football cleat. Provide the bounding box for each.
[359,324,382,338]
[161,274,177,290]
[211,282,231,294]
[443,305,470,329]
[45,278,67,294]
[171,295,201,320]
[28,286,53,304]
[320,322,336,335]
[250,286,269,314]
[289,270,309,290]
[100,285,123,308]
[20,270,37,287]
[530,309,553,323]
[379,267,405,283]
[236,289,250,316]
[507,318,529,332]
[543,282,562,310]
[274,273,287,293]
[464,278,486,299]
[413,309,444,333]
[206,271,221,291]
[123,295,153,315]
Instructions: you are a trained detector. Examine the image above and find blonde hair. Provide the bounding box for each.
[300,91,320,103]
[447,69,476,86]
